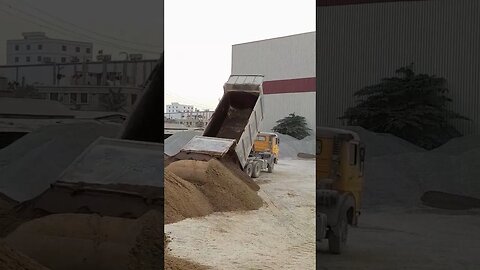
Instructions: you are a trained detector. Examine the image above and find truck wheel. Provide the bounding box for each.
[328,213,348,254]
[267,162,274,173]
[244,163,253,177]
[252,161,261,178]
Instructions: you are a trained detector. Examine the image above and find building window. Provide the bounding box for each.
[50,93,59,101]
[76,47,80,53]
[70,93,77,104]
[15,45,19,51]
[14,57,19,63]
[62,45,67,51]
[26,44,31,50]
[80,93,88,104]
[86,48,91,53]
[131,94,137,105]
[61,57,66,63]
[38,44,43,50]
[37,56,42,62]
[26,56,30,62]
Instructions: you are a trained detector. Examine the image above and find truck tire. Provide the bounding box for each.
[252,161,261,178]
[267,162,274,173]
[328,212,348,254]
[244,163,253,177]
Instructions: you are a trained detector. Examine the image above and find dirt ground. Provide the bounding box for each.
[317,207,480,270]
[165,159,316,269]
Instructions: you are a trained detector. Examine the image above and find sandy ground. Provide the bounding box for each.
[165,159,316,269]
[318,207,480,270]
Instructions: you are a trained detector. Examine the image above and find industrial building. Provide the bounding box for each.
[231,32,316,133]
[317,0,480,135]
[0,59,157,112]
[6,32,93,65]
[166,102,195,118]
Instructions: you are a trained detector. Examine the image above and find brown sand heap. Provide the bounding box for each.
[3,210,163,270]
[0,242,50,270]
[164,234,210,270]
[165,159,263,224]
[164,169,214,224]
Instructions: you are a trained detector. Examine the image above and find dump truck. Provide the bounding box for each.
[249,132,279,176]
[316,127,365,254]
[4,57,166,270]
[176,75,276,178]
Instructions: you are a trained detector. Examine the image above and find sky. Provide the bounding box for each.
[0,0,163,63]
[165,0,315,111]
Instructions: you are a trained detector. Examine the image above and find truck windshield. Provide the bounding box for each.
[256,136,266,141]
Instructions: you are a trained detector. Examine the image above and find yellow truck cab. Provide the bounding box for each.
[253,132,279,164]
[243,132,279,178]
[316,127,365,254]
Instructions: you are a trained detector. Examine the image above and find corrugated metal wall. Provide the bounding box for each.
[317,0,480,135]
[232,33,316,132]
[232,32,315,81]
[263,92,316,132]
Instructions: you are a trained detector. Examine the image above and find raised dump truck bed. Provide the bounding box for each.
[179,75,265,171]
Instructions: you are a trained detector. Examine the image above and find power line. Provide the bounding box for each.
[0,1,161,55]
[13,0,161,49]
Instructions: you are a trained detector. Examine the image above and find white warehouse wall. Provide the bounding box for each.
[232,32,315,80]
[262,92,316,133]
[232,32,316,133]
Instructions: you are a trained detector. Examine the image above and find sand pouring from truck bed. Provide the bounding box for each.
[165,159,263,224]
[164,169,213,224]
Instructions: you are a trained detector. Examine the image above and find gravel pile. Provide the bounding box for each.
[352,126,480,208]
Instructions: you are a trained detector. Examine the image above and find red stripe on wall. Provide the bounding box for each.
[263,77,316,95]
[317,0,424,6]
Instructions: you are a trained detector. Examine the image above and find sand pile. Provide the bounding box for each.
[195,159,263,211]
[164,256,210,270]
[0,242,50,270]
[164,169,213,224]
[3,210,163,270]
[0,122,120,202]
[164,235,209,270]
[127,210,163,270]
[165,159,263,224]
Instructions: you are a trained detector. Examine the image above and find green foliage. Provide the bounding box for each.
[340,64,469,149]
[100,89,127,112]
[272,113,311,140]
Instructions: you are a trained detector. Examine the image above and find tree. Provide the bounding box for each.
[272,113,311,140]
[340,64,469,149]
[100,88,127,112]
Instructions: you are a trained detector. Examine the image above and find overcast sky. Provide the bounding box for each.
[0,0,163,63]
[165,0,315,111]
